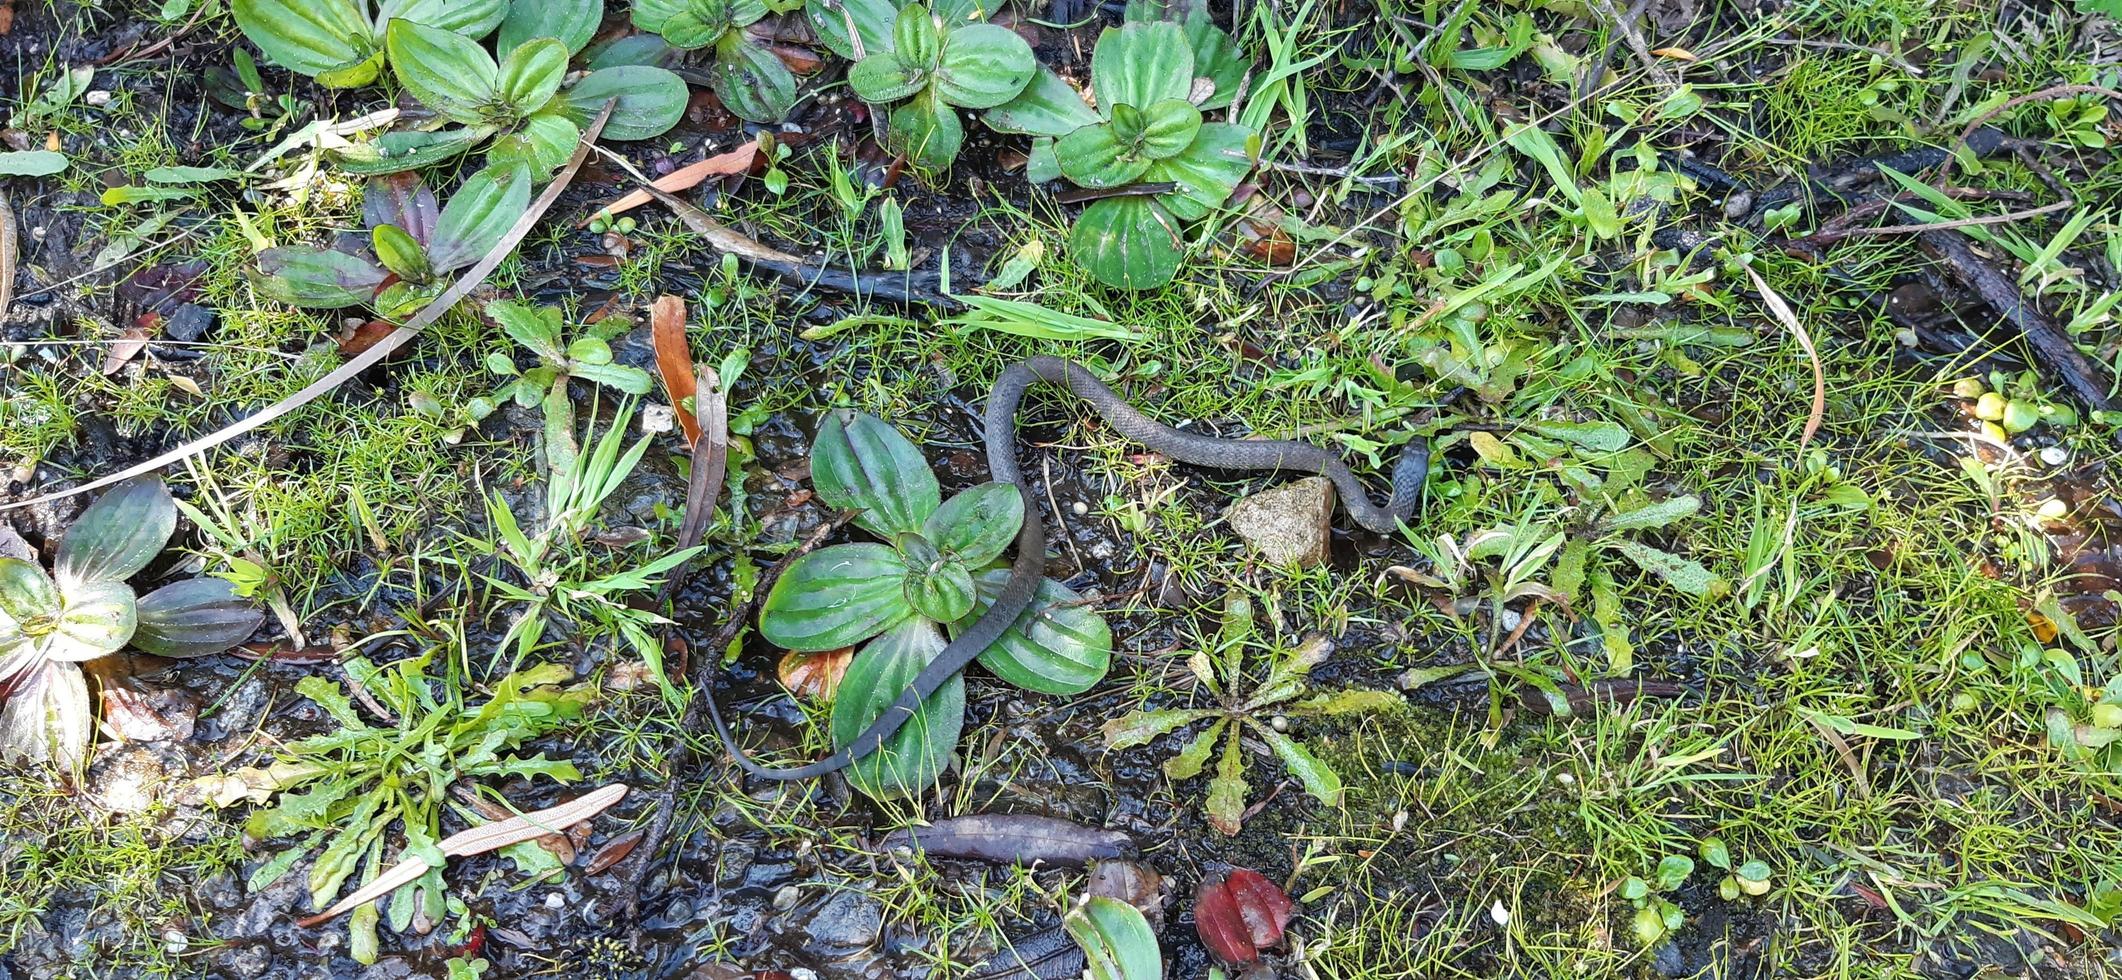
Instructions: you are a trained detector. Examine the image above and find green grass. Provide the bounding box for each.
[4,0,2120,974]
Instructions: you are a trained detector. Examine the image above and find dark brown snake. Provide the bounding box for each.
[708,356,1433,780]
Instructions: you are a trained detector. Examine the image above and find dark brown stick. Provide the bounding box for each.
[1919,229,2116,412]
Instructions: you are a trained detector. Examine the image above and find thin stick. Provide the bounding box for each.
[0,193,15,320]
[1742,264,1827,450]
[1812,199,2074,243]
[0,104,618,514]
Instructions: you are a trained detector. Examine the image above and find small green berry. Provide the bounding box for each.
[617,216,638,234]
[1975,392,2007,421]
[2001,399,2040,434]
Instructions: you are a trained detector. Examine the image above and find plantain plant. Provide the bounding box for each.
[757,411,1111,798]
[254,167,529,319]
[837,1,1034,169]
[231,0,507,88]
[0,478,264,772]
[985,4,1254,289]
[1103,586,1400,835]
[632,0,799,122]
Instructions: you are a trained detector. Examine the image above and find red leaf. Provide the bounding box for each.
[1194,868,1294,967]
[1194,874,1257,965]
[1224,869,1293,948]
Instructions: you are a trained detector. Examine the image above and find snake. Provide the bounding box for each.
[707,356,1433,781]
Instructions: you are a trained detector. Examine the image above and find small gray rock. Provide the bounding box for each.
[1226,476,1337,567]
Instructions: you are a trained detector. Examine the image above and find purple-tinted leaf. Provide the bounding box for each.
[362,173,439,247]
[134,578,265,658]
[256,247,388,309]
[55,476,177,588]
[0,660,92,770]
[880,814,1134,867]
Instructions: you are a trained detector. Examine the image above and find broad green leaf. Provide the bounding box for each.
[1141,121,1253,222]
[498,0,601,55]
[232,0,369,79]
[377,0,508,38]
[930,0,1000,24]
[892,4,944,68]
[571,361,654,394]
[133,578,265,658]
[0,559,59,625]
[563,66,690,142]
[1070,196,1183,290]
[1205,730,1247,835]
[984,67,1099,137]
[426,163,530,272]
[496,38,569,114]
[923,482,1023,566]
[1063,896,1164,980]
[1091,21,1192,116]
[964,570,1113,695]
[1503,121,1580,204]
[849,53,927,104]
[655,9,726,48]
[711,35,798,122]
[1258,725,1343,807]
[934,23,1035,109]
[1162,716,1227,780]
[1136,98,1202,160]
[313,49,385,88]
[1178,11,1245,110]
[55,476,177,588]
[486,299,565,360]
[489,111,582,176]
[0,661,93,771]
[1613,539,1728,598]
[385,20,500,124]
[370,223,433,281]
[1102,706,1221,748]
[39,580,137,662]
[811,411,940,538]
[586,34,680,69]
[1056,120,1153,188]
[331,127,490,176]
[1590,564,1633,674]
[1601,495,1701,533]
[759,543,913,651]
[889,90,965,170]
[832,618,965,798]
[256,247,388,308]
[362,172,438,247]
[0,151,69,177]
[806,0,896,60]
[630,0,693,33]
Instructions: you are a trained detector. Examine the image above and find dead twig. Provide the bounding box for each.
[1919,229,2116,412]
[0,104,617,514]
[0,193,14,320]
[1931,84,2122,189]
[1811,199,2074,243]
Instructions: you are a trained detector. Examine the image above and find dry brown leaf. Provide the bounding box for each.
[778,647,852,701]
[593,141,761,219]
[101,325,150,375]
[651,295,699,445]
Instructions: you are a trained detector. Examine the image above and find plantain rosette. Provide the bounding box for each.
[759,412,1110,798]
[984,11,1256,289]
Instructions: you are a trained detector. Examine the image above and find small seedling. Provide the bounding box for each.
[0,478,263,771]
[1619,854,1693,946]
[1104,586,1401,835]
[254,168,530,318]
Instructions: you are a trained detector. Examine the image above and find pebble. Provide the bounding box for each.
[544,892,565,909]
[85,90,111,107]
[2041,446,2069,466]
[1070,500,1088,515]
[1225,476,1337,567]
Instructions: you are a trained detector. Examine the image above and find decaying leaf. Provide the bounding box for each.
[881,813,1135,867]
[777,646,853,701]
[1193,867,1293,968]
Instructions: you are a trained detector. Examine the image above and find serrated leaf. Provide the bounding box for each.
[832,618,965,798]
[1613,539,1728,598]
[1162,716,1226,780]
[811,411,940,537]
[759,543,913,651]
[1523,419,1630,452]
[1102,707,1221,749]
[1258,725,1342,807]
[1205,730,1248,835]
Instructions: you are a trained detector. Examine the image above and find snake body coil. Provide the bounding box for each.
[707,356,1431,780]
